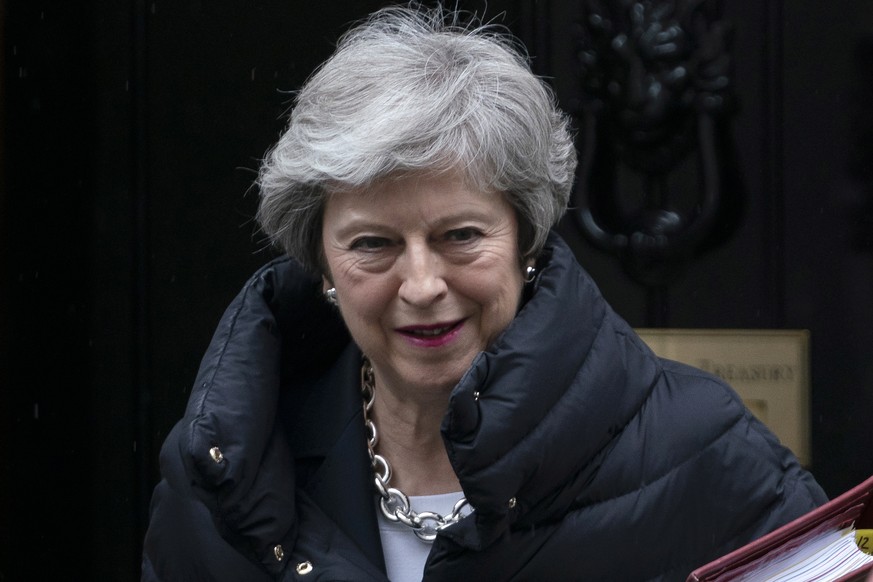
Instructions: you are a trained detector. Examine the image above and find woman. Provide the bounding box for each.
[143,5,826,581]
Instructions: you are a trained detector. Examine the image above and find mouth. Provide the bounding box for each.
[396,320,465,346]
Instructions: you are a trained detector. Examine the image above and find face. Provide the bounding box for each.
[321,171,527,397]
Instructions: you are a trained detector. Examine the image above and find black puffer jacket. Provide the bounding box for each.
[142,233,826,581]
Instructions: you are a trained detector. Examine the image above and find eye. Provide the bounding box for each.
[350,236,392,251]
[445,228,482,243]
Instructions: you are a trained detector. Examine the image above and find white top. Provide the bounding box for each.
[377,491,466,582]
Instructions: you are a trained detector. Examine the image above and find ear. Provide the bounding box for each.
[322,275,333,293]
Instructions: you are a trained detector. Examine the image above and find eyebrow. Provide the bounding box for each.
[331,207,499,238]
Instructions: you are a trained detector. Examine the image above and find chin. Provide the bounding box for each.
[403,361,468,394]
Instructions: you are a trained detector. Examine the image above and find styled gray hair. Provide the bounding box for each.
[257,4,576,273]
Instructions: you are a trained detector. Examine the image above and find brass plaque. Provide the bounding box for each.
[635,329,811,466]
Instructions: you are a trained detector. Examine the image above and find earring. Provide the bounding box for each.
[524,266,537,283]
[324,287,338,306]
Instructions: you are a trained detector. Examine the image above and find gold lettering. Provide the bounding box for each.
[695,360,795,383]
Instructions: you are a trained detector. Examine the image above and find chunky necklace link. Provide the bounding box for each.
[361,358,470,542]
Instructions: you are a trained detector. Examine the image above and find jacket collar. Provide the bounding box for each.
[439,232,661,550]
[171,257,384,573]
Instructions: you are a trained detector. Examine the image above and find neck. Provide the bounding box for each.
[368,368,461,497]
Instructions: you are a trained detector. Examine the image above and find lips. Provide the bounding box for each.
[396,320,465,347]
[405,324,455,337]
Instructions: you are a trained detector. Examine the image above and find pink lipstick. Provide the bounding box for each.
[396,320,465,348]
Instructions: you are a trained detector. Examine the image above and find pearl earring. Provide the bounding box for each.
[524,266,537,283]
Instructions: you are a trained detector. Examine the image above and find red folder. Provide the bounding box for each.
[687,475,873,581]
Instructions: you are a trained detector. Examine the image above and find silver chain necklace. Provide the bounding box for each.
[361,358,470,542]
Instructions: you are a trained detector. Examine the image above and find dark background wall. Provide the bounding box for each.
[1,1,871,579]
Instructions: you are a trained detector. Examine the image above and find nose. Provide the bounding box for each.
[397,243,448,307]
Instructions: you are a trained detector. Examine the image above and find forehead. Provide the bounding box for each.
[324,170,508,218]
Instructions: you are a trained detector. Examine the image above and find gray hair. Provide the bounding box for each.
[257,4,577,273]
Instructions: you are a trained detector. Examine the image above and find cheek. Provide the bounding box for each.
[494,281,524,323]
[469,261,524,323]
[334,274,394,328]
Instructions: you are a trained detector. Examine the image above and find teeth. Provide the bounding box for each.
[412,326,451,336]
